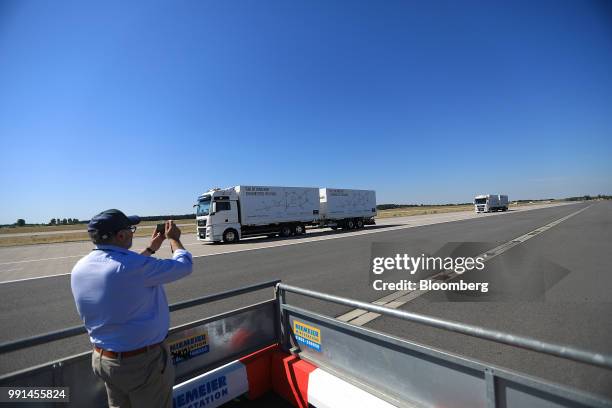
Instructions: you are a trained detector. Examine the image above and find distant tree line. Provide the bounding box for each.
[565,195,612,201]
[377,203,471,210]
[377,195,612,211]
[137,214,196,222]
[2,218,84,227]
[513,199,554,203]
[1,214,197,228]
[47,214,196,225]
[49,218,82,225]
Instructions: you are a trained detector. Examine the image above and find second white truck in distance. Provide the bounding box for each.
[195,186,376,243]
[474,194,509,213]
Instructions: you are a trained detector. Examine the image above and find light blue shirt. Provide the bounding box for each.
[71,244,193,351]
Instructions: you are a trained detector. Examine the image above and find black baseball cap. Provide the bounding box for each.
[87,209,141,235]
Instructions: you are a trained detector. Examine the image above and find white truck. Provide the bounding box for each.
[196,186,376,243]
[474,194,509,213]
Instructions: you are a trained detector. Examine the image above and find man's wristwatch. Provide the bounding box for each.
[146,247,155,254]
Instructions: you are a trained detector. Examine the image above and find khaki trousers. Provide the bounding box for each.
[92,342,174,408]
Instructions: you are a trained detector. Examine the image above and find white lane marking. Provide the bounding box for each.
[0,267,22,273]
[337,204,592,326]
[0,255,84,266]
[0,202,578,284]
[0,272,78,285]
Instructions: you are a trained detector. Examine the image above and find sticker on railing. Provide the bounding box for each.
[168,328,210,364]
[293,320,322,352]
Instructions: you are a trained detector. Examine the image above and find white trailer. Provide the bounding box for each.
[196,186,377,243]
[474,194,509,213]
[319,188,377,229]
[238,186,319,226]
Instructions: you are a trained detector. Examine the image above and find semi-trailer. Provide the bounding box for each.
[195,186,376,243]
[319,188,377,229]
[474,194,509,213]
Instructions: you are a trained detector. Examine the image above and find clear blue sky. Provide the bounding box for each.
[1,1,611,224]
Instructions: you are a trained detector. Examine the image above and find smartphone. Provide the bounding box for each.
[155,223,166,235]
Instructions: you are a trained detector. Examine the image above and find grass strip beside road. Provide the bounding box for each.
[0,219,192,234]
[1,223,96,234]
[377,204,474,218]
[376,201,549,218]
[0,224,197,247]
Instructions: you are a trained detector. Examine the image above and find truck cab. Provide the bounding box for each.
[474,195,489,213]
[196,188,240,243]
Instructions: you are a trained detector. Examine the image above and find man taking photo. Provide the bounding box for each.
[71,209,193,408]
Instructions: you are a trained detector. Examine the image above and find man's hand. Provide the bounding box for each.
[165,220,186,253]
[149,229,166,252]
[165,220,181,241]
[140,227,166,257]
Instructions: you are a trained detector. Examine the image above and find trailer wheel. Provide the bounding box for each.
[223,229,239,243]
[294,224,305,235]
[356,219,364,229]
[280,225,293,237]
[346,219,355,229]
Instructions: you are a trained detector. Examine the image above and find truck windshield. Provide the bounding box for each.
[475,198,487,204]
[197,197,211,216]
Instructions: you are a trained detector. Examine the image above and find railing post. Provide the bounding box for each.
[485,368,497,408]
[275,283,288,351]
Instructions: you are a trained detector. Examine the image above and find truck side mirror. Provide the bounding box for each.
[210,202,217,215]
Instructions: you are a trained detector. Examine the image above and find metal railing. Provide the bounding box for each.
[0,279,280,354]
[2,279,611,408]
[277,283,612,370]
[277,283,612,408]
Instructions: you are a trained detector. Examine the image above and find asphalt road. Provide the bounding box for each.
[1,201,610,400]
[0,202,573,283]
[366,201,612,398]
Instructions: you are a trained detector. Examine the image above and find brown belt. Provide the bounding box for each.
[94,342,162,359]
